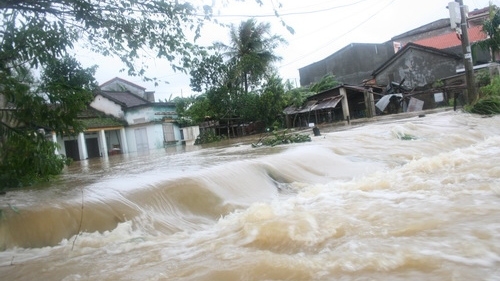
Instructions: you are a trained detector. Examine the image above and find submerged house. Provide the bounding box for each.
[91,89,181,153]
[55,77,195,161]
[55,108,127,161]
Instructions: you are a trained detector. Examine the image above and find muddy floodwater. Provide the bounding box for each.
[1,111,500,280]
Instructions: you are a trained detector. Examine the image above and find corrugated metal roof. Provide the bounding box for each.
[284,96,343,115]
[314,95,343,110]
[298,100,318,113]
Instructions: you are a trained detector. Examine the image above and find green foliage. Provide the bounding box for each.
[194,130,226,145]
[282,74,338,110]
[480,76,500,97]
[215,18,286,93]
[183,73,289,129]
[466,96,500,115]
[252,129,311,147]
[476,69,491,87]
[396,133,417,140]
[0,132,70,189]
[186,18,287,128]
[0,56,95,189]
[206,86,234,120]
[476,4,500,62]
[186,96,214,124]
[0,0,224,189]
[189,53,228,93]
[432,79,444,88]
[466,76,500,115]
[237,91,260,122]
[283,87,312,108]
[257,75,286,127]
[478,75,500,97]
[309,74,339,93]
[0,1,211,77]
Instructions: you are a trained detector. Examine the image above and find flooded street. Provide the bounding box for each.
[1,111,500,280]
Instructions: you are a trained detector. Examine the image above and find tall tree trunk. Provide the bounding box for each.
[244,72,248,94]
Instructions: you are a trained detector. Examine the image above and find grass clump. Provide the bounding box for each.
[466,76,500,115]
[194,130,227,145]
[252,129,311,147]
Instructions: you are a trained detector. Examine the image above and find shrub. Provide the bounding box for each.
[252,129,311,147]
[466,76,500,115]
[194,130,226,145]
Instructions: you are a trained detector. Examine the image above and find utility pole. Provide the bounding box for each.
[456,0,477,104]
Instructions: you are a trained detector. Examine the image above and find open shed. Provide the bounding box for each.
[284,85,378,128]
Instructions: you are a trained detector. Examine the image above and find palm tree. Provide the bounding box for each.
[215,18,285,94]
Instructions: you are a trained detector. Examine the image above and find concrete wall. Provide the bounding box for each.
[125,104,177,125]
[181,126,200,145]
[125,124,164,153]
[445,45,491,65]
[374,48,459,89]
[299,42,394,86]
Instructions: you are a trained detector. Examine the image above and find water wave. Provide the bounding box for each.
[1,111,500,281]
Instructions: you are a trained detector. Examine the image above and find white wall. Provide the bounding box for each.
[125,107,156,124]
[90,94,124,119]
[181,126,200,145]
[125,124,166,153]
[125,122,186,153]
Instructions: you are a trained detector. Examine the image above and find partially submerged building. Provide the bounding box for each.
[54,77,198,161]
[291,5,493,128]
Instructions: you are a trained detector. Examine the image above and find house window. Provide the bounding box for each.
[163,123,176,143]
[133,117,146,124]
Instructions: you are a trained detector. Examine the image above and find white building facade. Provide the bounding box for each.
[54,78,198,160]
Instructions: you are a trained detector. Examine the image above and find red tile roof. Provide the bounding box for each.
[413,25,487,49]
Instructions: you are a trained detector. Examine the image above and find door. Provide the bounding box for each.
[162,123,176,144]
[64,140,80,161]
[85,138,100,158]
[134,128,149,152]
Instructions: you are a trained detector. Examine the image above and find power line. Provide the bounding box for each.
[279,0,398,69]
[202,0,372,18]
[284,0,387,46]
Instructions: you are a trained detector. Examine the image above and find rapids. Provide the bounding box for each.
[1,110,499,280]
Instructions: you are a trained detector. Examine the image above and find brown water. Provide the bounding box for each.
[1,111,499,280]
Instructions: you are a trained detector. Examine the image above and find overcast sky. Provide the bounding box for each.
[78,0,499,101]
